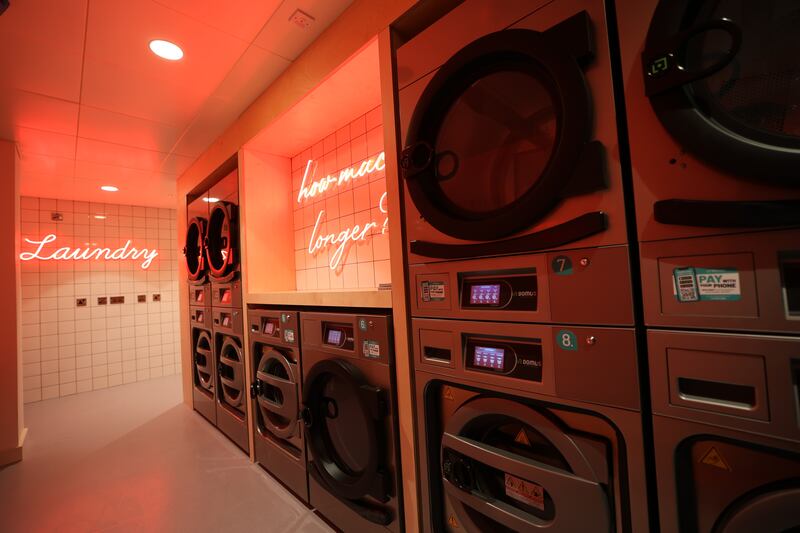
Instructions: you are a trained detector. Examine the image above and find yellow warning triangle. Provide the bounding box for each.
[514,429,532,447]
[447,515,459,528]
[443,386,455,401]
[699,446,732,471]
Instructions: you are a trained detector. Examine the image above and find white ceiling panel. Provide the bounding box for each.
[0,88,80,139]
[18,154,75,179]
[75,138,167,172]
[78,106,183,154]
[15,128,76,160]
[253,0,354,60]
[152,0,284,43]
[213,45,292,105]
[0,0,88,101]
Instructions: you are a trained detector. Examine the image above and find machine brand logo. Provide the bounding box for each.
[20,234,159,269]
[515,290,536,297]
[297,152,385,204]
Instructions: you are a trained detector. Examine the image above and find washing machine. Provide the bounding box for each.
[205,169,240,282]
[413,318,649,532]
[212,306,249,453]
[248,308,308,503]
[396,0,636,326]
[648,329,800,532]
[615,0,800,333]
[190,305,216,424]
[186,193,211,306]
[300,312,403,532]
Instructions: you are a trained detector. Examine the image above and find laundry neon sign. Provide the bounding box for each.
[20,234,159,269]
[308,192,388,272]
[297,152,385,204]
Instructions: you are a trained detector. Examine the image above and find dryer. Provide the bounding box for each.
[190,305,215,424]
[186,193,211,306]
[300,312,403,532]
[212,306,249,453]
[397,0,634,322]
[648,330,800,532]
[248,308,308,503]
[616,0,800,333]
[413,319,649,532]
[205,168,240,284]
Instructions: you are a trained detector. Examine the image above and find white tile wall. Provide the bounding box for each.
[19,197,180,403]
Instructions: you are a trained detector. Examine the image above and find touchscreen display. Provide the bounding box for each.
[264,322,275,335]
[470,284,501,305]
[473,346,505,371]
[326,329,343,346]
[220,289,231,303]
[221,314,231,327]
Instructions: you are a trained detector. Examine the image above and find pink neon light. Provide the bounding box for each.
[20,234,159,269]
[297,152,385,204]
[307,193,388,271]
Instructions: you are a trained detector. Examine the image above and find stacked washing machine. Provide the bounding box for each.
[617,0,800,530]
[248,308,308,502]
[299,311,404,532]
[396,0,648,530]
[185,167,249,454]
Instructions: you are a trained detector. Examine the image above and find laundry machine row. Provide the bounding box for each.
[613,0,800,530]
[186,167,250,455]
[247,307,405,533]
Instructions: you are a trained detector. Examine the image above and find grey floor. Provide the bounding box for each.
[0,375,333,532]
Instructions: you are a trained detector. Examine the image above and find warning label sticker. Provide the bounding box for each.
[699,446,732,471]
[504,473,545,511]
[421,280,447,302]
[673,267,741,302]
[362,340,381,359]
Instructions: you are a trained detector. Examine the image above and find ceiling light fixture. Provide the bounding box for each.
[100,185,119,192]
[94,215,107,220]
[149,39,184,61]
[203,197,220,203]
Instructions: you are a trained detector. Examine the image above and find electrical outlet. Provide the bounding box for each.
[137,295,146,303]
[152,294,161,302]
[289,8,315,29]
[76,298,87,307]
[97,297,107,305]
[110,296,124,304]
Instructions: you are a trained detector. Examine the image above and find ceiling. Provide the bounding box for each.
[247,38,381,158]
[0,0,354,208]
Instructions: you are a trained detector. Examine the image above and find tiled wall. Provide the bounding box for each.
[291,105,390,290]
[19,197,180,403]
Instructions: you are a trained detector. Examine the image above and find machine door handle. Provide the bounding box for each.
[654,199,800,228]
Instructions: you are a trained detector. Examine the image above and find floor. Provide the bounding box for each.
[0,375,333,533]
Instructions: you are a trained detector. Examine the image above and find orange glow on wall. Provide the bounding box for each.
[20,234,159,269]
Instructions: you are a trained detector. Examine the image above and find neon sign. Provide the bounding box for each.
[297,152,385,204]
[20,234,159,270]
[308,193,388,271]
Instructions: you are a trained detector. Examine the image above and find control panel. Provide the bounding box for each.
[464,336,543,382]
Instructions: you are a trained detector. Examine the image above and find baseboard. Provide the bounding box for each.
[0,427,27,467]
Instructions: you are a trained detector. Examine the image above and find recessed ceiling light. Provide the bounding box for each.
[203,197,220,203]
[100,185,118,192]
[94,215,107,220]
[149,39,183,61]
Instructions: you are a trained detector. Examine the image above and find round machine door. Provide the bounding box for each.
[217,336,244,411]
[255,348,299,440]
[643,0,800,184]
[205,202,237,279]
[400,12,607,243]
[715,487,800,532]
[441,397,611,532]
[183,217,207,281]
[302,358,393,526]
[193,330,214,392]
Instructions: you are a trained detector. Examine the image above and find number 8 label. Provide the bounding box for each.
[557,330,578,351]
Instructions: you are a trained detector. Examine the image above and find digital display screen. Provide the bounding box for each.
[326,329,343,346]
[195,290,204,302]
[222,315,231,327]
[473,346,505,371]
[264,322,275,335]
[220,289,231,303]
[470,284,501,305]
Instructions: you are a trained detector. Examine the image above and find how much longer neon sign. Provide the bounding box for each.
[20,234,159,269]
[297,152,385,204]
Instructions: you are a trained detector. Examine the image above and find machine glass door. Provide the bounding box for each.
[255,348,299,442]
[205,202,237,280]
[441,397,611,532]
[184,217,206,282]
[217,337,245,414]
[303,359,393,526]
[193,330,214,394]
[401,13,605,242]
[644,0,800,184]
